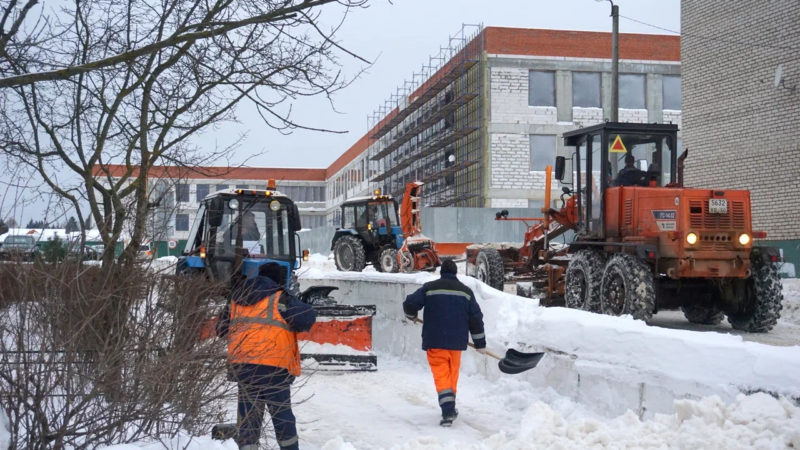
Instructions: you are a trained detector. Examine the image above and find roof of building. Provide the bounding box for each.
[483,27,680,61]
[92,28,679,185]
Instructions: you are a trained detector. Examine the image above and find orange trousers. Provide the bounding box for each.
[426,349,462,396]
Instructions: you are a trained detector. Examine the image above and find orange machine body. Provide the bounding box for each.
[604,186,753,279]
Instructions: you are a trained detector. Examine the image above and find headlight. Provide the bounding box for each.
[738,233,751,246]
[686,232,698,245]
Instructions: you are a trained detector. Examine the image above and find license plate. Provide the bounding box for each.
[709,198,728,214]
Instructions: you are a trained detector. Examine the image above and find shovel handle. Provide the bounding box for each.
[411,318,501,361]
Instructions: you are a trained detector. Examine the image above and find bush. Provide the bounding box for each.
[0,262,234,448]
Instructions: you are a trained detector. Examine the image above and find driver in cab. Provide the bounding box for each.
[613,153,646,187]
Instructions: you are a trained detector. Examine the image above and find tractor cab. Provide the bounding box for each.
[559,122,679,239]
[178,186,303,288]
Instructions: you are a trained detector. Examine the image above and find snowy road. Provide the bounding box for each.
[290,352,800,450]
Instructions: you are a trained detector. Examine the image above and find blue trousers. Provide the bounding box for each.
[236,369,298,449]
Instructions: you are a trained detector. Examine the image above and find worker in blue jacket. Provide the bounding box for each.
[217,262,316,450]
[402,259,486,427]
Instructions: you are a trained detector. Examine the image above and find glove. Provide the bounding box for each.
[475,347,487,355]
[405,313,418,322]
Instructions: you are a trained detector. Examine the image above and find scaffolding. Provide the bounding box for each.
[367,24,485,207]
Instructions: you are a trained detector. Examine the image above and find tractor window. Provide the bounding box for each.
[371,201,396,228]
[213,198,293,260]
[355,204,368,228]
[343,207,356,229]
[609,134,675,187]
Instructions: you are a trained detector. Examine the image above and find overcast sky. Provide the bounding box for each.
[214,0,681,170]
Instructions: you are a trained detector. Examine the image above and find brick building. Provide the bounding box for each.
[681,1,800,268]
[331,26,681,213]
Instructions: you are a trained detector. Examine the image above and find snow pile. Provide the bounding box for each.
[781,278,800,326]
[98,434,236,450]
[299,267,800,417]
[500,393,800,449]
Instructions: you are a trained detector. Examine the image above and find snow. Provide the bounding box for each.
[39,253,800,449]
[781,278,800,326]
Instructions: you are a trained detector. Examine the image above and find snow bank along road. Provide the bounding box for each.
[290,263,800,447]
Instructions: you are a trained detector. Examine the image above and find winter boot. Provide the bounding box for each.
[439,409,458,427]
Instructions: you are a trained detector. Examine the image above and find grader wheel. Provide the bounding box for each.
[599,253,655,321]
[475,248,504,291]
[727,257,783,332]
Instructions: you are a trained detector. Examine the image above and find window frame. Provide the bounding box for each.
[529,134,557,172]
[528,70,556,107]
[572,72,602,108]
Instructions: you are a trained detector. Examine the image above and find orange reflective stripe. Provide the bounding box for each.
[228,291,301,376]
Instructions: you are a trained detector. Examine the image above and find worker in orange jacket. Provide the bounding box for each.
[402,259,486,427]
[216,262,316,450]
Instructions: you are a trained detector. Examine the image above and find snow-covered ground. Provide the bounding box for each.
[6,253,797,449]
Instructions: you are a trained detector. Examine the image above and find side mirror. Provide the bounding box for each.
[554,156,566,181]
[208,198,224,227]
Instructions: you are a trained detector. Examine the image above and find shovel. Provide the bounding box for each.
[411,318,544,374]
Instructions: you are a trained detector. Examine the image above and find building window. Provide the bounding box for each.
[662,75,681,110]
[572,72,601,107]
[530,135,556,171]
[175,214,189,231]
[196,184,209,202]
[215,184,228,192]
[175,183,189,203]
[529,70,555,106]
[620,74,646,109]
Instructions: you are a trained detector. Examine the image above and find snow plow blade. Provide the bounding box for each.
[299,304,377,372]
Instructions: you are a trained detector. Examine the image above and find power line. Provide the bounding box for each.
[620,14,800,52]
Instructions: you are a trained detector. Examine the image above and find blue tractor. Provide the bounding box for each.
[177,184,376,370]
[331,192,405,273]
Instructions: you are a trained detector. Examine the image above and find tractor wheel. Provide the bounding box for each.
[333,235,366,272]
[727,258,783,332]
[564,250,605,311]
[599,253,655,321]
[475,248,504,291]
[378,248,399,273]
[681,304,725,325]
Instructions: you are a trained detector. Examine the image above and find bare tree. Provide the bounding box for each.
[0,0,368,269]
[0,261,239,448]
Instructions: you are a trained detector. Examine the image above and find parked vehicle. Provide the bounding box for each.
[0,235,39,261]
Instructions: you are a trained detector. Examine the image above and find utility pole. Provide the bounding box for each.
[611,2,619,122]
[598,0,620,122]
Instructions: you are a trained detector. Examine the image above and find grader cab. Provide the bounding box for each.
[468,122,783,332]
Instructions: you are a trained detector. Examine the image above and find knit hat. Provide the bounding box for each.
[440,259,458,275]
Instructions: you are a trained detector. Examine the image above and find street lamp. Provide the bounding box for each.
[596,0,619,122]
